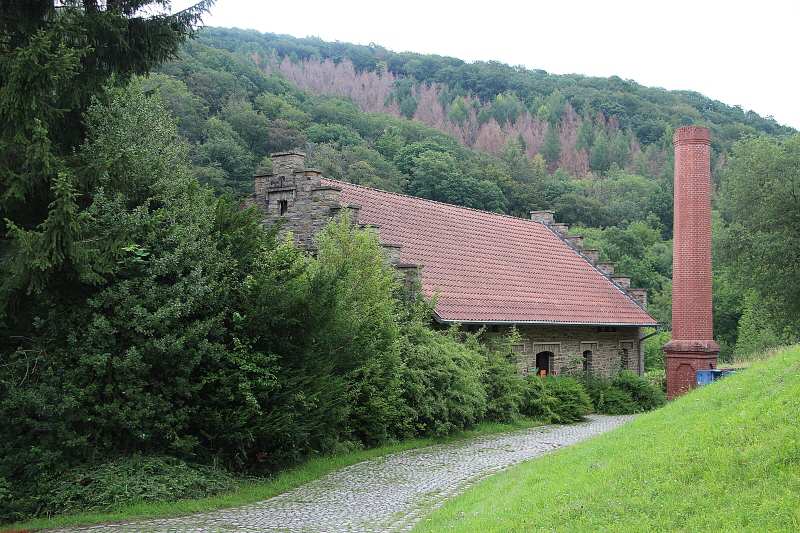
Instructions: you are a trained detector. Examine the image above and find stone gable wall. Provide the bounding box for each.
[247,151,344,250]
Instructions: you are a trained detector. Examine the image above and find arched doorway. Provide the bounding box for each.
[535,351,553,376]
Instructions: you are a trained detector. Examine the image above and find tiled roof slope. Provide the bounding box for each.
[322,179,658,326]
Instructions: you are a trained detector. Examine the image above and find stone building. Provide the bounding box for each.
[245,151,659,377]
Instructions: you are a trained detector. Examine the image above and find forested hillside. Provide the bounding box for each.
[153,27,795,207]
[143,27,797,361]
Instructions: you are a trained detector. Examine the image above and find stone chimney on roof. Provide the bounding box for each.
[663,126,720,399]
[530,210,555,225]
[271,150,306,178]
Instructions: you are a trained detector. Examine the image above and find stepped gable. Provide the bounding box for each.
[322,179,657,326]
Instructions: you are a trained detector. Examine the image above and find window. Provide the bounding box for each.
[619,340,634,370]
[582,350,593,372]
[279,200,288,215]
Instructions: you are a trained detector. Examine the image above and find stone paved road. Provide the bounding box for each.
[49,414,635,533]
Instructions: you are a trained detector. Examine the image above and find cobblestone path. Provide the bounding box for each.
[49,414,635,533]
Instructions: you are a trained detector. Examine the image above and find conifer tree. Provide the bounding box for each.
[542,123,562,171]
[0,0,212,318]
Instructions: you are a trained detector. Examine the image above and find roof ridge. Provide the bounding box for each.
[321,178,542,224]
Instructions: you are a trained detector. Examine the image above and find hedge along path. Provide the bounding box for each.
[49,414,635,533]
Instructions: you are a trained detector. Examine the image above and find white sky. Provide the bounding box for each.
[172,0,800,130]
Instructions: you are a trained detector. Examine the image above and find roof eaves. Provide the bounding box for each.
[435,318,660,327]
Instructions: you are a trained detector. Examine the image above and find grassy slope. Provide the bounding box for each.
[414,346,800,532]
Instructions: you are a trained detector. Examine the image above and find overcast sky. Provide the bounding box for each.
[172,0,799,130]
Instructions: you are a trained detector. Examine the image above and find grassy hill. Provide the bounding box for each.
[413,346,800,532]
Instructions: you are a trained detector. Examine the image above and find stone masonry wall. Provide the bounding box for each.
[248,151,344,250]
[479,324,643,378]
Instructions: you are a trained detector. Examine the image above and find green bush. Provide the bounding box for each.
[612,370,666,411]
[346,350,413,447]
[519,375,559,422]
[520,376,591,423]
[643,369,666,393]
[540,377,593,423]
[481,349,525,423]
[586,378,638,414]
[582,371,666,414]
[399,323,488,437]
[51,456,233,517]
[0,455,234,523]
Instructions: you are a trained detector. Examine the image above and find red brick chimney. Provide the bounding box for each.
[663,126,719,399]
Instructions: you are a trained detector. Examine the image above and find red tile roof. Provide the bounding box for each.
[322,179,658,326]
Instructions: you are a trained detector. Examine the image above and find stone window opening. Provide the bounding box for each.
[582,350,593,372]
[618,340,634,371]
[279,199,288,216]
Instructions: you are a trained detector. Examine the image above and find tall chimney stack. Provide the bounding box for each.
[663,126,719,399]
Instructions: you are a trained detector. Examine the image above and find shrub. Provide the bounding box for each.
[0,455,234,523]
[520,376,591,423]
[643,369,667,393]
[612,370,666,411]
[346,350,413,447]
[540,377,592,423]
[582,371,666,414]
[481,349,525,423]
[585,377,638,415]
[519,376,559,422]
[399,323,488,437]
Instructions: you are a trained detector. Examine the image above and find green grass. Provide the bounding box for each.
[1,420,541,532]
[728,345,791,369]
[412,345,800,532]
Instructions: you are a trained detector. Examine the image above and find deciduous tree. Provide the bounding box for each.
[719,134,800,350]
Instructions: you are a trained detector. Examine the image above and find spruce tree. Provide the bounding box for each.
[0,0,212,319]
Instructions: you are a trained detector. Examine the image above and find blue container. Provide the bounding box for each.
[696,370,715,386]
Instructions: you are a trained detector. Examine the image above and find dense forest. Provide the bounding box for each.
[1,3,798,523]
